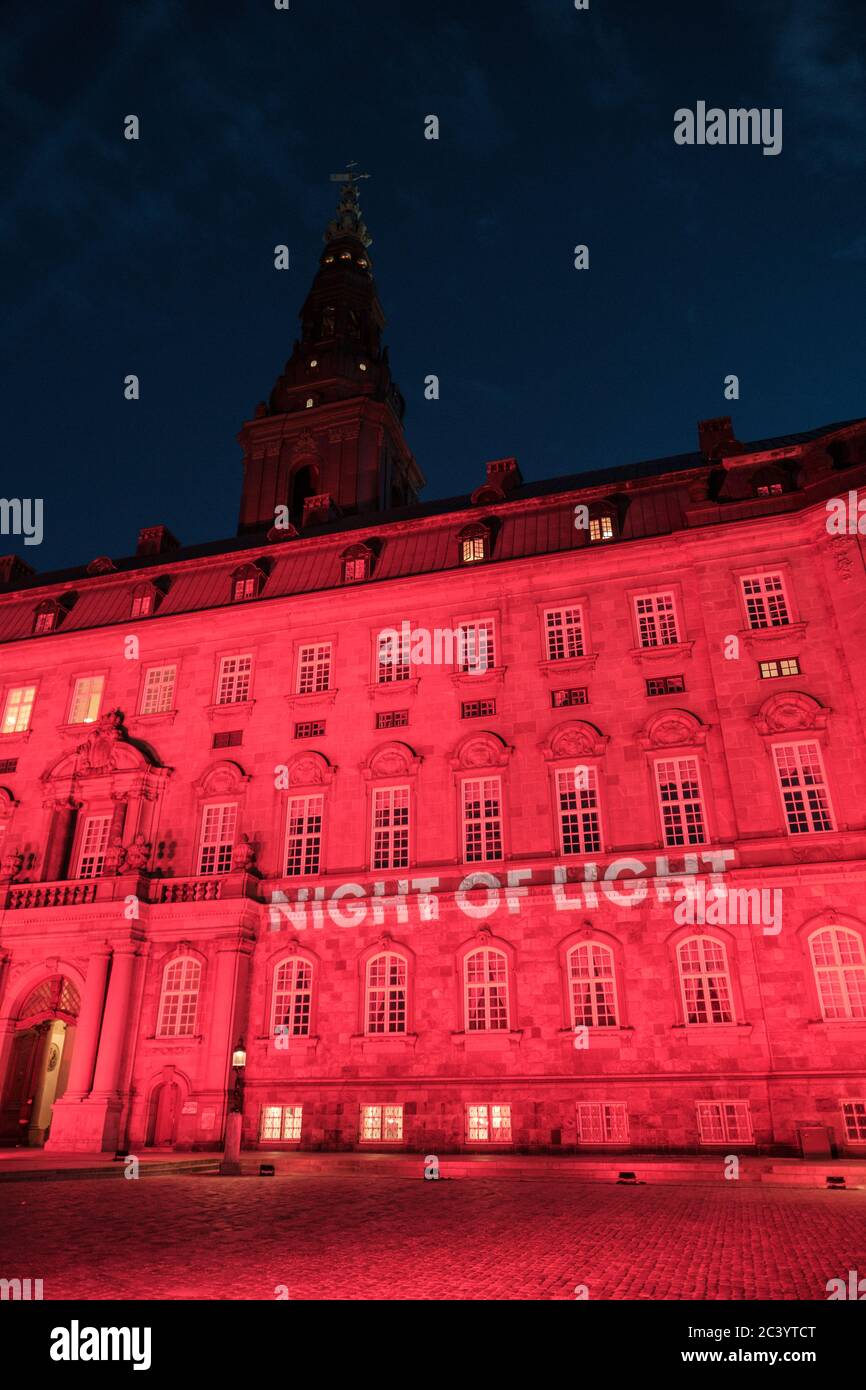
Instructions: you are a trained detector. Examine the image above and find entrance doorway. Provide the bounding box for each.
[0,976,80,1146]
[147,1081,181,1147]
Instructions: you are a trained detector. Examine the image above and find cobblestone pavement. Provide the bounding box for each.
[1,1175,865,1300]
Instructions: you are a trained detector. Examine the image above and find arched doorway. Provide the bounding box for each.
[147,1081,181,1147]
[0,977,79,1146]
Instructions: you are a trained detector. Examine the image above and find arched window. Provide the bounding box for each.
[157,957,201,1037]
[567,942,618,1028]
[365,951,407,1035]
[271,957,313,1038]
[809,926,866,1021]
[677,936,734,1024]
[464,947,509,1032]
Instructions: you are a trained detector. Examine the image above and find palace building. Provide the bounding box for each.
[1,175,865,1157]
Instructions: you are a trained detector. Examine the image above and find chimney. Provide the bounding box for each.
[0,554,36,587]
[137,525,180,557]
[698,417,737,461]
[485,457,522,493]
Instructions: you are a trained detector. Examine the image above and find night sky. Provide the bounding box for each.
[3,0,865,574]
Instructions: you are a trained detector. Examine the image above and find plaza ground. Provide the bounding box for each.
[1,1170,865,1300]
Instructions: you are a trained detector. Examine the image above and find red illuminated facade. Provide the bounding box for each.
[1,177,866,1158]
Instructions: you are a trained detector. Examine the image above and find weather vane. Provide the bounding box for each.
[330,160,371,184]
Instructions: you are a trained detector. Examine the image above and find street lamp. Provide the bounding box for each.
[228,1038,246,1114]
[220,1038,247,1175]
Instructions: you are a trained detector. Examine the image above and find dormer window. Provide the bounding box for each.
[340,252,352,261]
[357,258,369,269]
[458,524,491,565]
[33,601,60,635]
[323,255,335,265]
[756,483,783,497]
[589,513,616,543]
[752,467,789,498]
[305,397,315,409]
[130,581,161,619]
[231,564,264,603]
[341,544,373,584]
[359,362,368,372]
[309,359,318,369]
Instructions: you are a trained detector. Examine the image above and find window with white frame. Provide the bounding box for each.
[371,786,410,870]
[677,936,734,1024]
[198,802,237,875]
[634,592,679,648]
[140,664,177,716]
[76,814,111,879]
[231,567,261,602]
[655,757,707,847]
[461,534,486,564]
[260,1104,303,1143]
[556,766,602,855]
[841,1100,866,1144]
[376,630,410,684]
[365,952,407,1035]
[462,776,503,863]
[576,1102,629,1144]
[466,1103,512,1143]
[464,947,509,1032]
[588,514,615,543]
[2,685,36,735]
[456,620,495,674]
[696,1101,753,1145]
[69,675,105,725]
[216,654,252,705]
[360,1103,403,1142]
[772,741,835,834]
[809,927,866,1021]
[568,942,618,1028]
[285,795,323,876]
[271,957,313,1037]
[297,643,332,695]
[157,957,201,1037]
[741,572,791,629]
[545,607,585,661]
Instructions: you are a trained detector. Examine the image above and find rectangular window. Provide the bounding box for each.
[34,609,56,635]
[2,685,36,735]
[285,795,323,876]
[741,573,791,629]
[646,675,685,697]
[69,675,105,725]
[696,1101,753,1145]
[773,741,835,834]
[297,643,332,695]
[260,1105,303,1143]
[371,786,410,871]
[634,593,679,648]
[217,655,252,705]
[462,777,503,863]
[759,657,801,679]
[545,607,585,661]
[198,803,237,875]
[0,759,18,774]
[212,730,243,749]
[556,766,602,855]
[655,757,707,847]
[461,536,486,563]
[131,589,154,618]
[589,515,614,543]
[457,621,495,674]
[376,631,410,684]
[551,687,588,708]
[294,720,326,739]
[233,575,257,602]
[576,1102,629,1145]
[140,664,176,715]
[466,1103,512,1144]
[461,699,496,719]
[841,1101,866,1144]
[376,710,409,730]
[360,1104,403,1143]
[77,814,111,879]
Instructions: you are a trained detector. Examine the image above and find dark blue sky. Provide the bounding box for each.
[3,0,865,573]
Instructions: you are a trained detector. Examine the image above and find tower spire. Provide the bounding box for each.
[327,163,372,248]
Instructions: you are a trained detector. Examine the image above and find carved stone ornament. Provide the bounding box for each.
[546,721,608,761]
[451,733,510,771]
[74,708,125,774]
[754,692,828,737]
[232,834,256,872]
[640,709,709,751]
[124,834,152,872]
[0,850,24,883]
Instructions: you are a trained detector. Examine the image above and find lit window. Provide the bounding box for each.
[841,1101,866,1144]
[377,631,410,684]
[360,1104,403,1142]
[466,1103,512,1143]
[462,777,503,863]
[343,554,370,583]
[309,359,318,368]
[285,795,323,876]
[556,766,602,855]
[461,536,486,564]
[297,643,332,695]
[260,1105,303,1142]
[457,621,495,674]
[809,927,866,1021]
[464,947,509,1032]
[197,803,237,875]
[545,607,585,661]
[773,741,834,834]
[2,685,36,735]
[696,1101,752,1145]
[365,952,407,1034]
[305,398,315,408]
[69,675,105,725]
[271,959,312,1038]
[217,654,252,705]
[76,814,111,879]
[568,942,618,1027]
[759,658,800,679]
[677,936,734,1024]
[130,587,155,618]
[33,604,58,635]
[741,573,791,629]
[231,569,260,602]
[359,362,368,372]
[655,757,707,847]
[588,514,615,543]
[157,957,201,1038]
[357,258,368,268]
[340,252,351,260]
[371,786,410,871]
[140,665,176,716]
[576,1102,628,1144]
[635,592,679,648]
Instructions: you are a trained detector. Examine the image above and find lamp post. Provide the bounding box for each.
[219,1038,246,1176]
